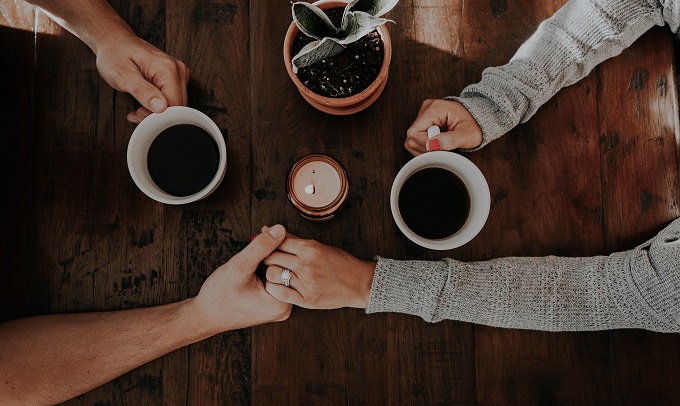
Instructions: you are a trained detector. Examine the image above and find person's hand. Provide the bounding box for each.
[191,224,292,333]
[262,234,376,309]
[405,99,483,156]
[94,31,189,123]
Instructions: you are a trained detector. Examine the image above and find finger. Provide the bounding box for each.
[149,64,185,107]
[428,129,482,151]
[404,136,427,156]
[180,64,189,106]
[127,110,144,124]
[265,265,298,286]
[266,282,305,306]
[408,109,447,138]
[232,224,286,271]
[123,73,169,114]
[262,225,303,242]
[127,106,153,124]
[417,98,435,116]
[263,251,298,271]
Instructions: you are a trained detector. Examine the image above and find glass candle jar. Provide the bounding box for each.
[286,154,349,221]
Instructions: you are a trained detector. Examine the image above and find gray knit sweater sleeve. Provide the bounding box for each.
[449,0,679,149]
[367,218,680,332]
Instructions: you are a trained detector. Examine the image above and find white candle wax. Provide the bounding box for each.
[293,161,342,208]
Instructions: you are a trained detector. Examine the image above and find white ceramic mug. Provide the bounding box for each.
[127,106,227,205]
[390,127,490,250]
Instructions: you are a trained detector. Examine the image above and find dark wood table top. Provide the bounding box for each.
[2,0,679,404]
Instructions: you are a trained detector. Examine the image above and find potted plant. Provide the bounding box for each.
[283,0,398,115]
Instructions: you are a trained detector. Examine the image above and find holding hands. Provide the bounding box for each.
[405,99,483,155]
[192,224,292,333]
[262,231,376,310]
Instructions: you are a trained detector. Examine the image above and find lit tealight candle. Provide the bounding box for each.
[286,154,349,221]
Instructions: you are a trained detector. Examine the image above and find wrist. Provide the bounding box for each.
[351,260,376,309]
[89,23,137,55]
[176,297,221,341]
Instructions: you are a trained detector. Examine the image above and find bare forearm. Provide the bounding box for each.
[0,298,213,404]
[24,0,135,52]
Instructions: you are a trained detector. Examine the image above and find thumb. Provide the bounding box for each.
[261,225,302,240]
[426,130,479,152]
[233,224,286,270]
[124,74,168,114]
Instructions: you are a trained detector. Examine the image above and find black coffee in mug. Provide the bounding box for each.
[147,124,219,197]
[398,167,471,240]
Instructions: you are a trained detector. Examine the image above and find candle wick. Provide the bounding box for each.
[305,184,316,195]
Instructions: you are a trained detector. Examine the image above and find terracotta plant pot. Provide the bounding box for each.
[283,0,393,115]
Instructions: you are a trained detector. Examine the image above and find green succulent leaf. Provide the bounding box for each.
[339,11,392,44]
[344,0,398,19]
[291,37,346,72]
[292,2,337,39]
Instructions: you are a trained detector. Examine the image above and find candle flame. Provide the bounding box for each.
[305,184,315,194]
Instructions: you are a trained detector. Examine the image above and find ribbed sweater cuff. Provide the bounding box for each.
[445,94,510,151]
[366,257,449,321]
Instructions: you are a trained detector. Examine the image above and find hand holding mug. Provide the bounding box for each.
[405,99,483,156]
[262,234,376,309]
[94,31,189,123]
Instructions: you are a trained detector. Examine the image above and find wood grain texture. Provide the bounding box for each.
[1,0,679,404]
[460,0,614,403]
[0,1,35,323]
[597,27,680,405]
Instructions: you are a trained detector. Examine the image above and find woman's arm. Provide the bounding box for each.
[263,219,680,332]
[370,217,680,331]
[406,0,674,154]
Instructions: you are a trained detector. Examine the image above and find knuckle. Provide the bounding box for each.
[158,59,180,76]
[129,81,150,97]
[300,240,321,257]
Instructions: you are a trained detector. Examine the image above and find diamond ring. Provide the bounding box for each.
[281,268,291,287]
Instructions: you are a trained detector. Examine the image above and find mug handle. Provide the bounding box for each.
[427,125,440,139]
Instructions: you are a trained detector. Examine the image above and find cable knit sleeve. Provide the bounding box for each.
[367,218,680,332]
[450,0,675,150]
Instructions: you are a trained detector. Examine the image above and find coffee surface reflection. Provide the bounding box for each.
[398,167,470,240]
[147,124,219,197]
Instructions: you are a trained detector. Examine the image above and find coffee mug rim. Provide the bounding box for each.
[390,151,490,250]
[127,106,227,205]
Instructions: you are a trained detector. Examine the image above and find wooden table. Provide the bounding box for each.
[2,0,680,404]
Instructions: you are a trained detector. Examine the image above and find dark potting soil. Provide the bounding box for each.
[291,8,384,98]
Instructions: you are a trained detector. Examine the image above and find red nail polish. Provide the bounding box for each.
[250,235,257,241]
[427,139,441,151]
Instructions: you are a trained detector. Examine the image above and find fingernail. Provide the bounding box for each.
[268,224,284,238]
[427,139,441,151]
[150,97,165,112]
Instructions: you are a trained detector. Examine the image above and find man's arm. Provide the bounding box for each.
[24,0,189,123]
[24,0,133,53]
[0,225,291,405]
[0,301,209,404]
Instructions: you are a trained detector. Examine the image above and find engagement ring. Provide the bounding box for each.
[281,268,291,287]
